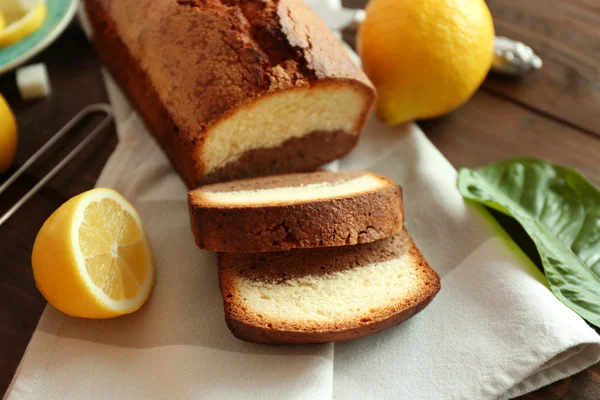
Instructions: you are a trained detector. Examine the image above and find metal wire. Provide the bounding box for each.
[0,103,113,227]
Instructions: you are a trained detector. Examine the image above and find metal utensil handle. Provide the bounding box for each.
[0,103,113,227]
[492,36,542,75]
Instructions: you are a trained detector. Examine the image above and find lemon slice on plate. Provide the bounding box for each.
[0,1,47,49]
[32,188,156,319]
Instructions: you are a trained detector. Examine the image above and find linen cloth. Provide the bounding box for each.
[6,1,600,398]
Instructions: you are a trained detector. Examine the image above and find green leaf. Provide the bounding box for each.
[457,158,600,327]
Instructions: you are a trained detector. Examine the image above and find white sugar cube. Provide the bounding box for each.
[16,63,52,101]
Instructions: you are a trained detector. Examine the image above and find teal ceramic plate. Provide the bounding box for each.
[0,0,79,75]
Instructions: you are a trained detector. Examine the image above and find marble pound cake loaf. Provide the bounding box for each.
[85,0,376,187]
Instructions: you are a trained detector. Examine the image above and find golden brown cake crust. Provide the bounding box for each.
[219,229,441,344]
[85,0,376,187]
[224,292,437,344]
[188,171,404,252]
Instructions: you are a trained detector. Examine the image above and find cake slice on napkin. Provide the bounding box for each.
[219,229,441,344]
[188,170,404,252]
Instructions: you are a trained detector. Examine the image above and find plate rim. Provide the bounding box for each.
[0,0,80,75]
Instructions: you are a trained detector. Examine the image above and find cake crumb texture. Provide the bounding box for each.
[219,229,440,343]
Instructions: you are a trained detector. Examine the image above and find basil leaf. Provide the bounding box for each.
[457,158,600,327]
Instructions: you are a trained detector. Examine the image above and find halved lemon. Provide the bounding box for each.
[0,2,47,49]
[32,188,155,319]
[0,12,6,32]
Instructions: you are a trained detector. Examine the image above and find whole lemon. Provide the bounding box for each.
[0,93,17,173]
[358,0,495,125]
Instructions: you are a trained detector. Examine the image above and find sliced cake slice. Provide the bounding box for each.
[219,229,440,344]
[188,170,403,253]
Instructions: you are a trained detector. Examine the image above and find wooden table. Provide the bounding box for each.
[0,0,598,398]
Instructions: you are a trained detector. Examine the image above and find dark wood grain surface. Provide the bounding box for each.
[1,0,599,398]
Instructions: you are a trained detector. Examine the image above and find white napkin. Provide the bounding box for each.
[6,2,600,399]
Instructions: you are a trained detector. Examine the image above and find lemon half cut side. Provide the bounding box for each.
[32,188,155,319]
